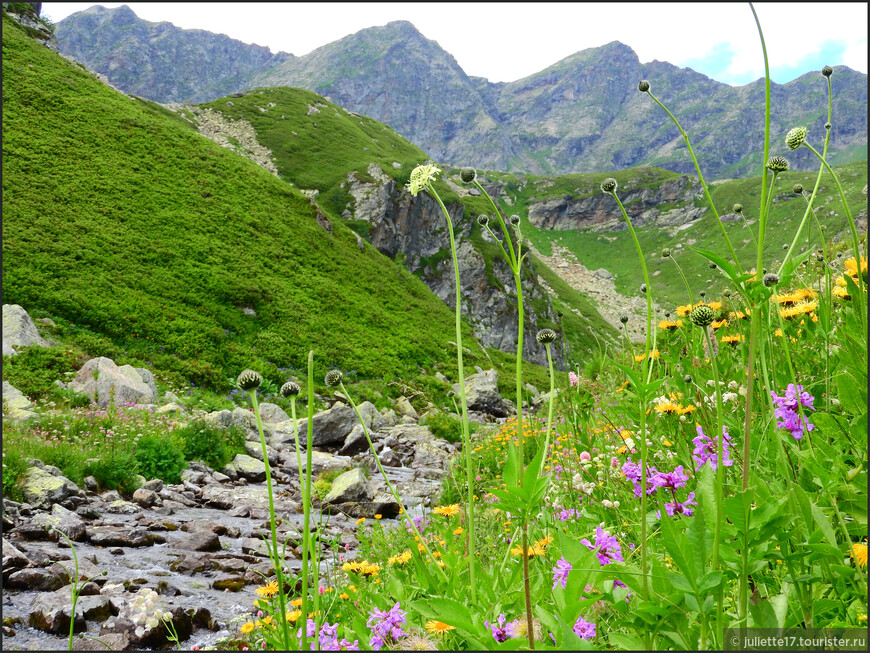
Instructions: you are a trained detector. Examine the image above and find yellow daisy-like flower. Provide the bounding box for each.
[706,301,722,311]
[852,542,867,569]
[433,504,461,517]
[634,349,660,362]
[339,592,350,600]
[654,399,681,414]
[675,304,693,317]
[453,526,464,535]
[844,256,867,280]
[619,429,635,440]
[711,319,728,330]
[285,610,302,622]
[342,561,364,574]
[240,621,255,635]
[658,319,681,331]
[360,561,381,577]
[374,514,382,520]
[356,517,366,525]
[388,550,412,566]
[290,597,304,607]
[677,404,696,415]
[255,580,279,598]
[407,163,442,196]
[729,310,747,320]
[425,620,456,636]
[721,334,744,346]
[833,284,852,301]
[257,615,273,628]
[774,328,784,337]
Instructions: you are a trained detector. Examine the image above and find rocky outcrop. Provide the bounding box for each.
[69,357,158,405]
[453,369,512,418]
[2,381,38,423]
[342,166,560,366]
[2,303,51,354]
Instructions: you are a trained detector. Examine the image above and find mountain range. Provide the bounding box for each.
[55,5,868,180]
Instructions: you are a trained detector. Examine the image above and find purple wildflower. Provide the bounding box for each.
[771,384,815,440]
[552,556,572,589]
[621,458,658,497]
[366,603,407,650]
[651,466,689,491]
[573,617,596,641]
[692,425,734,471]
[580,526,624,566]
[556,507,582,521]
[485,614,509,643]
[664,491,697,517]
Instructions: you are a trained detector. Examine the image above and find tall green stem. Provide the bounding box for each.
[424,182,477,600]
[249,387,291,650]
[300,352,316,650]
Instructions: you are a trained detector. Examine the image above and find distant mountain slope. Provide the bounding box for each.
[1,12,490,388]
[56,6,868,179]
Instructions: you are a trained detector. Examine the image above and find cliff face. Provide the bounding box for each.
[56,7,868,179]
[341,164,558,366]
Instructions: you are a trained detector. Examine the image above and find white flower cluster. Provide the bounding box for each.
[127,588,171,638]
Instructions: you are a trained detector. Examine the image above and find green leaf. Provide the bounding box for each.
[809,501,839,549]
[689,247,740,287]
[608,633,645,650]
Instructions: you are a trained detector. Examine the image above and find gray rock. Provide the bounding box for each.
[162,390,182,404]
[83,476,99,492]
[434,371,450,385]
[258,402,290,423]
[7,567,66,591]
[69,357,158,405]
[178,531,221,552]
[243,439,280,466]
[70,633,130,650]
[131,488,162,508]
[20,466,82,510]
[282,450,353,477]
[222,454,266,482]
[104,499,139,514]
[141,478,164,493]
[2,381,37,423]
[276,400,379,447]
[379,447,402,467]
[338,424,371,456]
[2,304,50,351]
[324,468,371,504]
[87,526,163,548]
[395,396,419,419]
[155,402,183,415]
[452,369,510,417]
[2,538,33,578]
[31,503,88,541]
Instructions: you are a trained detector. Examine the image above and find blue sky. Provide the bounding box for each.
[43,3,868,86]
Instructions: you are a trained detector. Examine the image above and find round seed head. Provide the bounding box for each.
[661,248,671,257]
[699,291,706,298]
[733,203,743,214]
[536,328,557,344]
[766,156,790,173]
[640,283,647,294]
[709,262,717,269]
[600,178,618,193]
[638,80,650,93]
[816,254,825,262]
[280,381,300,397]
[821,65,833,77]
[509,214,521,226]
[324,370,343,387]
[762,272,780,287]
[477,214,489,226]
[664,312,671,318]
[785,126,807,151]
[792,183,804,194]
[237,369,262,391]
[689,305,715,328]
[683,375,692,384]
[723,289,732,298]
[782,243,789,250]
[619,315,629,325]
[459,167,477,183]
[824,122,832,130]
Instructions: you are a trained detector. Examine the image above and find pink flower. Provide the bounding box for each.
[580,451,591,462]
[569,371,579,387]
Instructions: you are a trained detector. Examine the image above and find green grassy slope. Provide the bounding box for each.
[1,14,495,389]
[522,161,867,308]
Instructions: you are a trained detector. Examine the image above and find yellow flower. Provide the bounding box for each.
[388,550,412,565]
[257,615,273,628]
[339,592,350,600]
[844,256,867,280]
[453,526,464,535]
[255,580,279,598]
[675,304,693,317]
[721,334,744,346]
[654,399,681,414]
[833,284,852,301]
[729,310,747,320]
[433,504,461,517]
[425,620,456,635]
[407,163,442,196]
[658,319,681,331]
[706,301,722,311]
[852,542,867,569]
[342,561,364,574]
[240,621,255,635]
[291,597,303,607]
[360,561,381,577]
[677,404,696,415]
[285,610,302,622]
[634,349,660,362]
[711,319,728,330]
[374,514,382,519]
[774,328,784,337]
[356,517,366,525]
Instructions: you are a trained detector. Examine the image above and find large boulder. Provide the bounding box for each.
[222,454,266,482]
[452,369,510,417]
[281,451,353,477]
[31,503,88,541]
[2,381,38,423]
[2,304,50,352]
[275,400,380,448]
[69,357,158,405]
[323,468,371,504]
[258,402,290,423]
[20,466,83,510]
